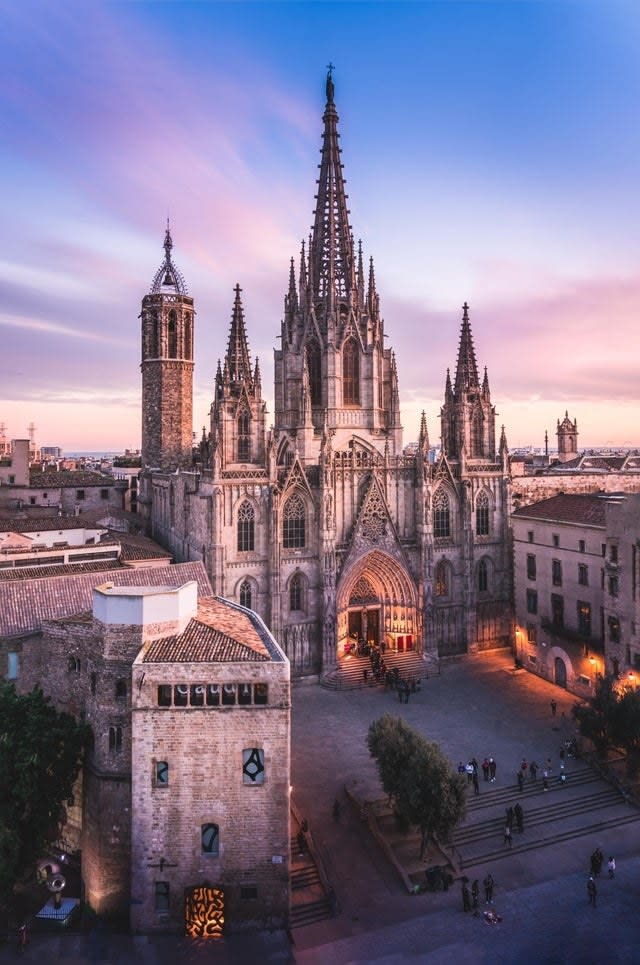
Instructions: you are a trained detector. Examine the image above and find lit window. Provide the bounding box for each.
[608,616,621,644]
[201,823,220,855]
[283,493,306,548]
[242,748,265,785]
[577,601,591,638]
[527,624,537,644]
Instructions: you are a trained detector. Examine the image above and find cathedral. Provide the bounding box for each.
[140,71,513,677]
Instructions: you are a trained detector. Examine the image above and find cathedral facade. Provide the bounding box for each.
[140,72,513,676]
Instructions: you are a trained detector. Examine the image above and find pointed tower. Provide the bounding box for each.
[273,68,402,456]
[556,411,578,463]
[440,303,496,461]
[211,285,267,468]
[141,224,194,470]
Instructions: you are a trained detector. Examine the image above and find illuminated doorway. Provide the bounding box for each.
[184,885,224,938]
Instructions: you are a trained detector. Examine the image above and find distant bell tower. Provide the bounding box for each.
[556,410,578,463]
[141,225,194,470]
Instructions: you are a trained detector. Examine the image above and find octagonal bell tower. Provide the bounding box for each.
[141,225,194,470]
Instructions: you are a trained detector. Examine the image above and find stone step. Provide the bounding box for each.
[464,765,602,810]
[321,651,434,691]
[291,866,321,890]
[289,897,334,929]
[458,809,640,870]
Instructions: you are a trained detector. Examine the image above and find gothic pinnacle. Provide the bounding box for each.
[454,301,480,395]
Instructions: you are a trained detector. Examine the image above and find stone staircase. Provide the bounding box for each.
[289,833,334,929]
[451,762,640,871]
[320,650,438,691]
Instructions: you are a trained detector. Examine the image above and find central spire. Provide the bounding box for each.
[453,302,480,395]
[310,66,353,308]
[224,284,254,389]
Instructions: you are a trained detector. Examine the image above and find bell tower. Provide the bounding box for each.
[141,225,194,470]
[556,411,578,463]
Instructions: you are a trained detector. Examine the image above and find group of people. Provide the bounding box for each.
[503,803,524,846]
[458,756,497,795]
[461,873,495,913]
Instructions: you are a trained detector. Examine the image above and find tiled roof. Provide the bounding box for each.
[29,471,115,488]
[143,598,270,663]
[0,516,108,533]
[115,532,172,561]
[0,560,125,583]
[512,493,609,527]
[0,562,212,638]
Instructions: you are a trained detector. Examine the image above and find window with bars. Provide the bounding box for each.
[283,493,306,548]
[239,579,252,610]
[433,490,450,539]
[237,501,255,552]
[343,338,360,405]
[475,491,489,536]
[237,411,250,462]
[435,561,449,596]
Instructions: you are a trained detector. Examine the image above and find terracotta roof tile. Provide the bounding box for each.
[513,493,610,527]
[0,562,212,637]
[143,598,270,663]
[0,560,125,582]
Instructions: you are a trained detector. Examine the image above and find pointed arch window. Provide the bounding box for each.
[476,491,490,536]
[239,579,252,610]
[184,313,193,360]
[168,310,178,358]
[237,410,250,462]
[237,501,255,552]
[435,561,449,597]
[471,409,483,457]
[150,310,159,357]
[307,340,321,406]
[290,573,303,611]
[343,338,360,405]
[478,559,489,593]
[283,493,306,549]
[433,490,451,539]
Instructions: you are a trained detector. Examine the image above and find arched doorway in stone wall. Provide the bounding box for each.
[336,550,420,658]
[554,656,567,689]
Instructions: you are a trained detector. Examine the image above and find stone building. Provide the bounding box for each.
[140,71,513,674]
[602,492,640,680]
[3,564,290,933]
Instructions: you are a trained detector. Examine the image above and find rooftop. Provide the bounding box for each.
[512,492,619,527]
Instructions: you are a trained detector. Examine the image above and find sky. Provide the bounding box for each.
[1,0,639,452]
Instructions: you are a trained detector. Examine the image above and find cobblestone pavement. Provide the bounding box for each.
[3,652,640,963]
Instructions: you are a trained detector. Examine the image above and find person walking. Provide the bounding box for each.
[517,769,524,792]
[530,760,538,782]
[504,824,512,848]
[483,872,494,903]
[462,881,471,912]
[542,770,549,791]
[489,757,497,782]
[471,879,480,915]
[472,771,480,796]
[514,802,524,833]
[593,847,604,876]
[482,757,490,781]
[506,806,514,830]
[465,762,474,784]
[608,856,616,878]
[587,875,597,906]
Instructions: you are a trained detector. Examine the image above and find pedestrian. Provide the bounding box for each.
[489,757,497,782]
[483,872,494,903]
[514,802,524,833]
[587,875,597,906]
[462,881,471,912]
[465,762,474,784]
[590,850,598,876]
[471,879,479,915]
[506,806,514,829]
[551,699,557,716]
[542,770,549,791]
[608,856,616,878]
[530,760,538,781]
[517,770,524,792]
[472,771,480,795]
[458,761,465,776]
[593,847,603,876]
[520,758,528,776]
[482,757,490,781]
[504,824,512,848]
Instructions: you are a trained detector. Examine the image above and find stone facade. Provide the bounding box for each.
[141,73,513,674]
[602,493,640,678]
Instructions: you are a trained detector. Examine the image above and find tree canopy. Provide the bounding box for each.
[573,675,640,771]
[0,683,91,909]
[367,714,466,857]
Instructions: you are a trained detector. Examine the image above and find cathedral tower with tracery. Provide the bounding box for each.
[142,71,513,676]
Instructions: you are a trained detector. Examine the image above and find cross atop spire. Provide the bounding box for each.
[150,221,188,295]
[223,284,254,389]
[453,301,480,395]
[310,68,353,307]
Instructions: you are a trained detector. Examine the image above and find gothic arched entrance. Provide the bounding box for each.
[336,550,420,658]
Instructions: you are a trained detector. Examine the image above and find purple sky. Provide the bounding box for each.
[1,2,639,451]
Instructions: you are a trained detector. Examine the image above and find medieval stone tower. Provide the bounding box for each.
[141,225,194,471]
[143,71,513,675]
[556,410,578,463]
